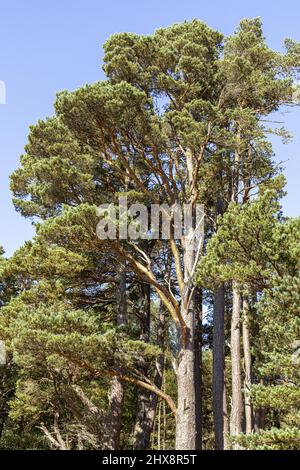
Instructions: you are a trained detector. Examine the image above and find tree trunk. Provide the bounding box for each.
[102,268,127,450]
[175,228,202,450]
[242,297,253,434]
[230,282,243,446]
[213,284,226,449]
[132,293,165,450]
[254,408,266,432]
[157,399,162,450]
[174,148,203,450]
[229,131,243,446]
[176,302,200,449]
[194,288,202,450]
[223,385,230,450]
[254,379,266,432]
[162,366,167,450]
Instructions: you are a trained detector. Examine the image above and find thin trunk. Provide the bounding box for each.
[213,284,226,450]
[133,286,165,450]
[132,361,164,450]
[103,268,127,450]
[229,126,243,448]
[242,297,253,434]
[39,413,69,450]
[254,380,266,432]
[223,385,230,450]
[230,282,243,445]
[254,408,266,432]
[132,284,151,449]
[162,358,167,450]
[139,283,151,342]
[195,287,202,449]
[212,173,227,450]
[232,120,242,204]
[132,387,151,450]
[157,400,162,450]
[0,369,10,441]
[242,179,253,435]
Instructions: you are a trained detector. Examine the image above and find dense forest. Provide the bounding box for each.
[0,18,300,450]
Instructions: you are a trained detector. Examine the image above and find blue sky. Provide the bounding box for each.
[1,0,300,256]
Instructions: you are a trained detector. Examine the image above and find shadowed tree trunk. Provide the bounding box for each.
[0,361,14,442]
[132,298,166,449]
[223,385,230,450]
[194,287,203,450]
[254,409,266,432]
[254,379,266,432]
[242,296,253,434]
[102,267,127,450]
[213,284,226,449]
[132,283,151,449]
[212,169,228,450]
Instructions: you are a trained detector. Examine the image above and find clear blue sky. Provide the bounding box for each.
[1,0,300,256]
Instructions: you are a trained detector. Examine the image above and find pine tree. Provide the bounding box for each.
[197,178,300,449]
[3,18,300,450]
